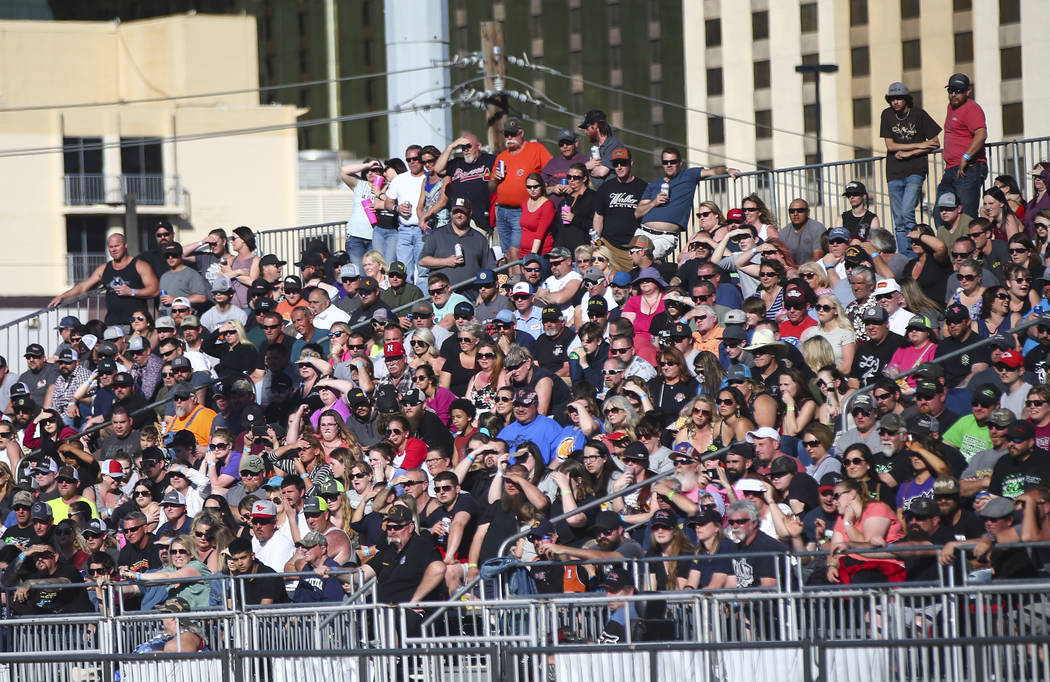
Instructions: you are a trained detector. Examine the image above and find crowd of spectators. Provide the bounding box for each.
[1,77,1049,638]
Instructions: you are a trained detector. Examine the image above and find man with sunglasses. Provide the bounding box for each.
[166,382,217,447]
[248,499,296,571]
[471,269,508,323]
[934,303,990,396]
[721,499,785,589]
[419,197,497,296]
[2,490,41,549]
[781,199,826,265]
[832,393,882,455]
[422,470,480,592]
[634,147,737,259]
[489,119,553,265]
[7,542,94,614]
[400,388,454,455]
[358,504,447,611]
[199,275,246,332]
[541,127,588,202]
[988,421,1049,500]
[777,284,817,347]
[959,408,1013,499]
[941,383,998,463]
[117,510,164,575]
[593,147,647,272]
[937,73,987,224]
[533,306,574,378]
[157,242,209,318]
[850,307,904,388]
[50,348,90,428]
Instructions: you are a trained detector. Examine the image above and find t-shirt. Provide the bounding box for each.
[800,325,856,367]
[779,219,827,265]
[158,267,209,315]
[639,166,705,228]
[988,449,1050,499]
[541,270,583,321]
[236,560,290,605]
[497,414,564,464]
[933,333,990,389]
[424,492,480,561]
[778,316,817,348]
[879,106,942,180]
[494,142,553,207]
[850,333,905,386]
[419,224,496,290]
[540,152,588,211]
[533,327,574,375]
[444,153,496,228]
[368,534,447,603]
[18,364,61,406]
[117,537,164,572]
[725,532,786,588]
[689,539,734,589]
[942,99,987,168]
[595,176,647,248]
[385,171,426,227]
[941,415,992,463]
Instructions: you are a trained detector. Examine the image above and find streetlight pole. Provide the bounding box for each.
[795,63,838,205]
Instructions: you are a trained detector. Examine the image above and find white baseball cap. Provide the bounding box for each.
[873,279,901,295]
[745,427,781,443]
[511,282,533,296]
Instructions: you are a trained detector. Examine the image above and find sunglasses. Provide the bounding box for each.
[386,522,410,531]
[693,407,712,417]
[385,428,403,436]
[403,480,427,487]
[123,523,146,533]
[725,518,750,526]
[1026,399,1047,407]
[951,251,972,259]
[716,398,735,406]
[802,440,821,448]
[844,458,866,466]
[567,174,585,181]
[661,159,681,166]
[609,347,630,355]
[434,485,456,493]
[814,304,833,312]
[788,208,808,214]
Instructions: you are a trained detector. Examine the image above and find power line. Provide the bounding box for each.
[506,55,869,153]
[0,64,447,114]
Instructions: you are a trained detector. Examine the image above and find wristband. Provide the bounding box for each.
[561,489,572,496]
[207,462,216,467]
[130,288,136,297]
[619,514,626,522]
[667,490,675,500]
[386,481,395,488]
[962,153,972,161]
[494,470,504,478]
[467,563,478,568]
[362,547,371,557]
[785,406,795,412]
[136,572,143,580]
[17,553,24,562]
[465,454,475,463]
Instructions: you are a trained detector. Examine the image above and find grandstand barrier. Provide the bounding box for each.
[0,288,106,376]
[254,220,348,270]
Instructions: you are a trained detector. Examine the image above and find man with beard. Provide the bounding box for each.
[419,198,497,295]
[50,348,90,428]
[110,372,151,430]
[931,476,985,541]
[898,497,958,582]
[435,132,496,230]
[533,306,574,377]
[988,421,1050,500]
[850,307,904,388]
[935,302,990,400]
[941,383,997,462]
[18,344,59,408]
[609,271,634,308]
[833,394,882,453]
[723,443,756,488]
[473,270,509,323]
[541,510,644,581]
[901,372,961,433]
[342,388,380,448]
[960,408,1013,498]
[873,414,912,492]
[400,388,453,454]
[720,500,785,588]
[504,346,571,419]
[165,382,217,448]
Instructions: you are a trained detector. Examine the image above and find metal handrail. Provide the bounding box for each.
[839,315,1045,432]
[0,287,105,333]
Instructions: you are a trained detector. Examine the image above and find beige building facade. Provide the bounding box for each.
[683,0,1050,175]
[0,14,302,299]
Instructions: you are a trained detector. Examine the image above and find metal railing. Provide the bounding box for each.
[65,251,109,284]
[62,173,182,206]
[254,220,348,268]
[0,288,106,375]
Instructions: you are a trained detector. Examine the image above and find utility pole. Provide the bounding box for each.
[480,21,507,153]
[795,62,838,205]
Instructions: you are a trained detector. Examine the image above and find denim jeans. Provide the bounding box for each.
[887,173,925,257]
[371,227,398,266]
[345,236,371,271]
[396,225,423,284]
[495,206,523,253]
[936,162,988,226]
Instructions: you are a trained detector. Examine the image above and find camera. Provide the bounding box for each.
[252,424,270,437]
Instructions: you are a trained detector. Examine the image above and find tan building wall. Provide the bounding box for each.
[684,0,1050,179]
[0,15,302,298]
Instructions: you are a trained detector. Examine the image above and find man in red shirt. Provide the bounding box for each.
[936,73,987,224]
[778,283,816,346]
[488,118,553,264]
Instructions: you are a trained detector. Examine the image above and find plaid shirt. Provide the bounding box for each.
[51,365,91,416]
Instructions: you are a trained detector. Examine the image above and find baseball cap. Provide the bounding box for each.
[735,478,767,494]
[844,246,868,265]
[987,408,1016,429]
[906,314,933,332]
[818,472,844,492]
[944,303,970,323]
[842,181,866,196]
[384,341,405,358]
[503,118,524,135]
[873,279,901,296]
[347,388,370,407]
[908,497,939,519]
[511,282,533,296]
[936,192,960,209]
[400,388,426,407]
[56,466,79,483]
[250,499,278,518]
[879,413,907,434]
[210,274,233,293]
[30,502,53,521]
[252,298,276,313]
[169,356,192,372]
[723,309,747,325]
[972,383,1001,407]
[374,385,401,413]
[451,197,471,214]
[170,297,192,311]
[155,316,176,330]
[171,382,194,400]
[358,276,379,293]
[126,336,149,353]
[161,491,187,506]
[476,269,496,285]
[541,305,562,322]
[746,427,780,443]
[885,81,910,99]
[946,73,971,90]
[388,261,408,278]
[599,567,633,591]
[259,254,286,268]
[862,306,888,324]
[111,372,134,387]
[726,208,744,223]
[769,456,796,476]
[610,147,630,160]
[96,358,118,374]
[302,496,329,514]
[24,343,45,359]
[587,296,609,315]
[908,414,940,438]
[513,388,538,406]
[555,127,577,143]
[547,246,572,261]
[411,301,433,315]
[827,227,851,242]
[578,109,606,129]
[979,496,1015,520]
[593,510,624,531]
[725,363,751,380]
[454,301,475,319]
[610,271,633,287]
[851,394,877,413]
[83,518,109,536]
[283,275,303,291]
[933,476,960,496]
[722,325,748,342]
[628,235,654,252]
[527,518,556,539]
[56,315,81,330]
[240,454,266,475]
[582,266,606,283]
[620,441,649,462]
[385,505,414,525]
[997,349,1023,369]
[1006,420,1035,441]
[57,348,79,363]
[299,530,327,548]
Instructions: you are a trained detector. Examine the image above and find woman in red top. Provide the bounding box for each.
[519,172,555,256]
[826,478,906,584]
[382,414,426,470]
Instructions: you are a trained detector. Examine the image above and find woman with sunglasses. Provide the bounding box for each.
[814,366,855,426]
[520,171,556,257]
[753,259,788,321]
[53,518,90,571]
[213,320,260,377]
[339,156,386,268]
[129,309,156,348]
[126,534,213,609]
[825,477,905,585]
[674,395,716,455]
[439,321,483,397]
[692,351,724,399]
[906,224,952,304]
[684,509,731,590]
[579,439,620,496]
[325,322,354,365]
[840,444,894,508]
[886,315,937,393]
[591,245,615,278]
[800,294,856,375]
[23,408,77,461]
[1031,208,1050,260]
[982,186,1023,241]
[219,226,260,311]
[977,286,1020,338]
[573,245,596,275]
[648,348,699,422]
[554,162,597,251]
[799,423,841,481]
[712,386,756,449]
[740,193,779,242]
[948,258,986,321]
[621,267,667,366]
[130,484,162,532]
[407,328,445,375]
[201,495,239,534]
[191,512,231,574]
[416,145,450,231]
[645,510,695,591]
[464,340,507,418]
[1003,263,1038,314]
[1007,234,1042,278]
[694,201,731,244]
[799,262,834,297]
[491,386,516,423]
[0,461,15,519]
[601,394,639,439]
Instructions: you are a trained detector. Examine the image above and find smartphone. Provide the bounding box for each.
[252,424,269,437]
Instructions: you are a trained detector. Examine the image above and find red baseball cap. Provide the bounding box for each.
[997,349,1023,369]
[726,208,745,223]
[384,341,405,358]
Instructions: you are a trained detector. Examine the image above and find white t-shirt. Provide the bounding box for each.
[800,325,856,366]
[887,307,914,337]
[385,171,426,227]
[541,270,583,321]
[252,530,295,571]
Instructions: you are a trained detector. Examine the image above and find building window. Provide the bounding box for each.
[954,32,973,63]
[999,0,1020,23]
[850,0,868,25]
[900,0,920,19]
[1002,102,1023,136]
[755,110,772,140]
[708,116,725,145]
[800,3,818,33]
[120,138,162,175]
[63,138,103,176]
[707,68,723,97]
[851,46,869,77]
[902,40,921,70]
[803,103,818,135]
[852,97,871,128]
[753,60,771,89]
[1000,46,1022,80]
[953,0,971,10]
[705,18,721,47]
[752,11,768,40]
[800,53,818,84]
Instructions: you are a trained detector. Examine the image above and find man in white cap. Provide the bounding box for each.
[872,279,913,335]
[249,499,295,570]
[510,282,543,339]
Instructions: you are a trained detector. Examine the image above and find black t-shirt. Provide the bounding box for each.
[879,106,942,180]
[1,524,40,549]
[478,501,521,563]
[444,153,496,229]
[423,492,481,560]
[595,176,648,248]
[850,333,905,385]
[784,472,821,514]
[236,560,290,605]
[411,410,454,455]
[533,327,576,375]
[117,536,164,572]
[904,527,957,582]
[724,532,786,588]
[368,534,447,603]
[689,539,734,589]
[647,377,700,422]
[555,188,599,251]
[1025,342,1050,386]
[934,332,990,389]
[873,450,911,489]
[25,561,95,614]
[989,449,1050,499]
[942,509,986,542]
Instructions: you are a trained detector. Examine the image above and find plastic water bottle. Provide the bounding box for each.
[454,243,464,264]
[560,204,571,224]
[361,199,378,225]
